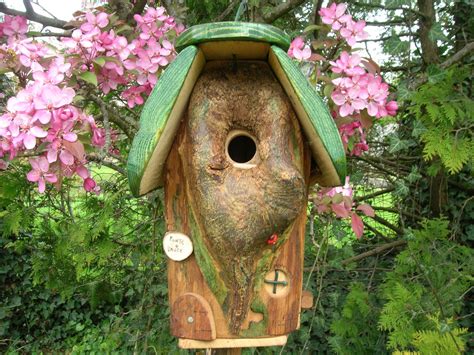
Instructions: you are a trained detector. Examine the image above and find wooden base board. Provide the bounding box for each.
[178,336,288,349]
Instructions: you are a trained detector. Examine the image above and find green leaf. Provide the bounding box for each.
[79,71,98,86]
[27,31,43,37]
[389,135,415,153]
[407,166,422,183]
[427,65,446,83]
[412,120,427,138]
[384,34,409,55]
[429,22,449,42]
[93,57,107,67]
[397,83,411,102]
[394,180,410,197]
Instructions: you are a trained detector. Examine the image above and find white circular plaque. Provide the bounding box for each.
[163,232,193,261]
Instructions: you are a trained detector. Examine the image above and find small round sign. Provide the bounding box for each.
[163,232,193,261]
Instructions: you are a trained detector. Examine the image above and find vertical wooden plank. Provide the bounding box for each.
[164,126,230,338]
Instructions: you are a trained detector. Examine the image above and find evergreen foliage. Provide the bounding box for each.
[408,68,474,174]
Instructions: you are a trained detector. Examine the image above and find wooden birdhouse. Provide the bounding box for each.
[127,22,346,350]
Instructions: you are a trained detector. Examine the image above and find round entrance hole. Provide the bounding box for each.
[226,130,258,166]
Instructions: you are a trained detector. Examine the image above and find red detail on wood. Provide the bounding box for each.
[267,234,278,245]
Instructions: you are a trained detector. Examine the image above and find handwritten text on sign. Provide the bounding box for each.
[163,232,193,261]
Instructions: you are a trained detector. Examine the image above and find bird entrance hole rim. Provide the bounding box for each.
[225,130,259,169]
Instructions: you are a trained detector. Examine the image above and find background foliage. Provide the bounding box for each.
[1,0,473,353]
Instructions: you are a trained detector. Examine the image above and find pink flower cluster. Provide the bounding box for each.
[0,79,103,193]
[313,177,374,238]
[319,3,368,47]
[338,120,369,156]
[0,15,28,44]
[62,7,183,107]
[285,2,393,238]
[0,16,105,193]
[288,37,311,61]
[329,51,397,155]
[331,52,397,118]
[0,5,182,193]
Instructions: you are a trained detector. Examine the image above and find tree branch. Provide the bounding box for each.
[441,41,474,68]
[341,240,407,266]
[88,94,138,139]
[261,0,306,23]
[372,206,424,221]
[351,2,425,18]
[355,187,395,202]
[354,156,399,177]
[359,33,412,42]
[369,214,403,235]
[381,64,418,72]
[22,0,34,14]
[213,0,240,22]
[0,1,71,30]
[365,19,406,26]
[409,41,474,89]
[87,154,126,175]
[363,222,391,242]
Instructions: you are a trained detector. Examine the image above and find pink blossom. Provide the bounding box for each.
[1,16,28,44]
[83,177,100,194]
[330,52,365,76]
[340,19,368,47]
[352,142,369,156]
[346,75,369,99]
[319,3,351,30]
[332,89,366,117]
[76,165,90,179]
[32,57,71,85]
[62,29,93,49]
[81,12,109,32]
[122,86,146,108]
[334,176,353,197]
[17,40,49,68]
[385,100,398,116]
[45,130,77,166]
[0,114,12,129]
[288,37,311,61]
[91,127,105,147]
[362,75,389,117]
[8,113,47,150]
[337,120,370,156]
[113,36,132,60]
[7,88,36,114]
[27,156,58,193]
[53,106,79,123]
[0,7,180,193]
[293,45,311,61]
[33,85,75,124]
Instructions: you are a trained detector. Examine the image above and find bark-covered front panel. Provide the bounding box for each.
[181,61,307,333]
